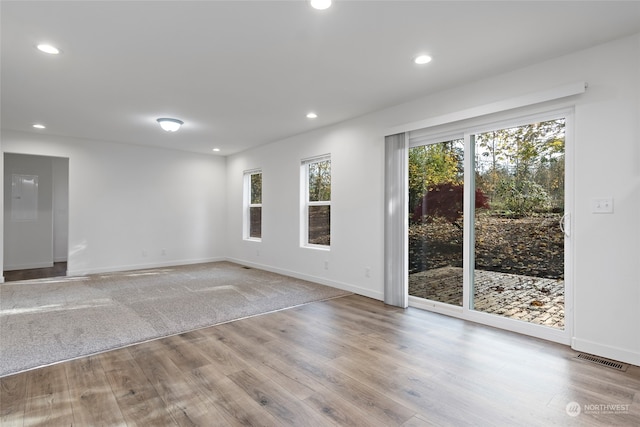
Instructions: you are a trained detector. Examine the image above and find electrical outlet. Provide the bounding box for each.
[324,260,329,270]
[591,197,613,214]
[161,248,166,256]
[365,267,371,278]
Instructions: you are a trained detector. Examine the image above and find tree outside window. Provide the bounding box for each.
[244,170,262,240]
[303,156,330,246]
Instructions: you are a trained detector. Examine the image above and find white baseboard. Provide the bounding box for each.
[0,276,4,284]
[572,337,640,367]
[3,261,54,271]
[225,257,383,301]
[67,257,226,277]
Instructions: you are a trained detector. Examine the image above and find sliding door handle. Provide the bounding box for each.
[560,212,570,238]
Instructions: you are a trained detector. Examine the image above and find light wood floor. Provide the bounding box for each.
[1,294,638,426]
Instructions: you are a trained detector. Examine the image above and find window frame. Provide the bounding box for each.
[301,154,331,249]
[243,168,262,241]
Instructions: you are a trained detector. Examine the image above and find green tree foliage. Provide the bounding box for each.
[409,141,462,212]
[250,173,262,204]
[475,119,565,214]
[495,179,551,215]
[409,119,564,220]
[308,160,331,201]
[476,120,564,180]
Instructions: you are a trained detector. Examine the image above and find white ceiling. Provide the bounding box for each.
[2,1,640,156]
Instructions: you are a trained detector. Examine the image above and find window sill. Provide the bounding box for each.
[302,244,330,251]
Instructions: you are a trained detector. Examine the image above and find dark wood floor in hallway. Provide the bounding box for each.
[3,262,67,282]
[1,294,638,426]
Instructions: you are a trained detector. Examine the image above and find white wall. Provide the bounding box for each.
[52,157,69,262]
[0,142,3,282]
[227,125,385,299]
[1,132,228,275]
[226,33,640,365]
[3,153,54,270]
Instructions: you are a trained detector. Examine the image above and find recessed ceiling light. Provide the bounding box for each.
[36,44,60,55]
[156,118,184,132]
[212,148,221,152]
[414,54,432,65]
[310,0,332,10]
[306,112,318,119]
[33,124,46,129]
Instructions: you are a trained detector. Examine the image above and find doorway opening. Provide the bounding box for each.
[3,153,69,282]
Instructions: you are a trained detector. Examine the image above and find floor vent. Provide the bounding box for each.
[242,266,251,269]
[575,353,628,371]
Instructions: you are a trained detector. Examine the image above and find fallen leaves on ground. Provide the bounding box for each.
[409,212,564,279]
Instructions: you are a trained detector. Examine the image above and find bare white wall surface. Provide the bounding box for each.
[0,142,3,282]
[1,132,228,275]
[3,153,54,270]
[226,33,640,365]
[52,157,69,262]
[226,125,385,300]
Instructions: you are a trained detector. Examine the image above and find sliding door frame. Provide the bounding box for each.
[406,107,575,345]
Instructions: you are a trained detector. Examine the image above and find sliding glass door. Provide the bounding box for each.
[408,139,465,305]
[408,113,570,339]
[471,119,566,330]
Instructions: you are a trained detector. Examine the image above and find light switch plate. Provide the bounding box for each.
[591,197,614,214]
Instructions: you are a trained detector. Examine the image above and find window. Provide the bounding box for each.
[302,155,331,247]
[244,169,262,240]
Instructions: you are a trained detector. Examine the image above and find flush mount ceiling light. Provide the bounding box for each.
[33,124,46,129]
[414,54,432,65]
[310,0,332,10]
[212,148,221,152]
[36,44,60,54]
[306,112,318,119]
[156,118,184,132]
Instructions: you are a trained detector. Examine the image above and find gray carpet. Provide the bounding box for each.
[0,261,351,377]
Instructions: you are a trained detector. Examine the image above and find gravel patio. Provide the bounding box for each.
[409,266,564,329]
